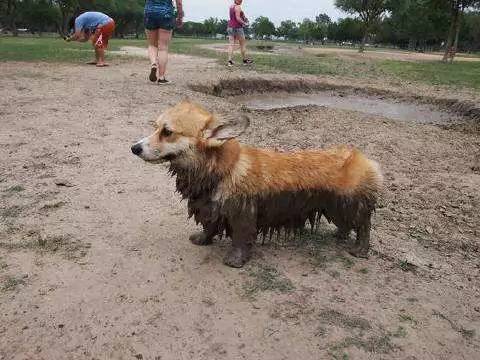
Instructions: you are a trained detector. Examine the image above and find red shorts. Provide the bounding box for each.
[92,20,115,49]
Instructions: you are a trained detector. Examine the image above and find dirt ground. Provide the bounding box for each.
[1,54,479,360]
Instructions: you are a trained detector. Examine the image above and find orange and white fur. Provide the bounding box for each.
[132,100,383,267]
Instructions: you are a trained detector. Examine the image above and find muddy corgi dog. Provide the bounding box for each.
[131,100,383,268]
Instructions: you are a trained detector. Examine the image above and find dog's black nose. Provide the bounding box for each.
[131,143,143,156]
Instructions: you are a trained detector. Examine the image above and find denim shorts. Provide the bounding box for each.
[144,13,175,31]
[227,27,245,38]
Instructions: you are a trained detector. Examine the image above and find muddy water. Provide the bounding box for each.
[229,92,462,124]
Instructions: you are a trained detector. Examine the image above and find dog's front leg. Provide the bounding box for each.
[190,220,221,246]
[189,199,221,246]
[223,200,257,268]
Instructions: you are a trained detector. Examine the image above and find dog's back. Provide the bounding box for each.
[216,144,382,243]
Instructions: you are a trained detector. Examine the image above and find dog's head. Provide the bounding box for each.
[131,100,249,164]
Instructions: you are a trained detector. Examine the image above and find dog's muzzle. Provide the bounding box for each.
[131,143,143,156]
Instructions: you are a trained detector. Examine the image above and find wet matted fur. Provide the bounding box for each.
[131,100,383,267]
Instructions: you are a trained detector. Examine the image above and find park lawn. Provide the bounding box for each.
[1,36,479,90]
[378,60,480,89]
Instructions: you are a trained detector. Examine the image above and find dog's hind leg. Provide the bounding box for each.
[349,214,371,258]
[223,201,257,268]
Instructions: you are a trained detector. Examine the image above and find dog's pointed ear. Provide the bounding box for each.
[205,115,250,146]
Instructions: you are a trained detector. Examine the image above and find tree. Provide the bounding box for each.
[298,18,316,41]
[109,0,144,38]
[384,0,449,51]
[332,17,364,41]
[315,13,331,42]
[439,0,480,62]
[335,0,388,51]
[53,0,79,36]
[0,0,19,35]
[316,13,332,24]
[177,21,207,37]
[277,20,299,39]
[17,0,60,34]
[462,11,480,51]
[216,19,228,35]
[251,16,276,38]
[203,17,218,36]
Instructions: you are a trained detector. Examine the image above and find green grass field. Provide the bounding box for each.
[1,36,479,90]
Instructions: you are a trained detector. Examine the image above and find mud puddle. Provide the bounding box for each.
[228,91,463,124]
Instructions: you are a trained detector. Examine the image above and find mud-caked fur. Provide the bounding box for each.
[131,101,383,268]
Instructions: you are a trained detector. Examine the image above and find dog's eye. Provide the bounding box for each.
[161,127,173,137]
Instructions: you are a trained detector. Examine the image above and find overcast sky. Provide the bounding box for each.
[183,0,346,25]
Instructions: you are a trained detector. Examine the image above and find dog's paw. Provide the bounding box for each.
[189,232,213,246]
[223,247,250,268]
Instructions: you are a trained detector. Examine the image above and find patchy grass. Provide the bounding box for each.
[4,185,25,193]
[392,326,408,338]
[329,333,397,355]
[378,59,480,90]
[433,310,476,339]
[399,313,418,325]
[0,37,96,63]
[40,201,66,211]
[331,352,350,360]
[1,205,25,218]
[2,37,480,90]
[0,232,90,260]
[0,36,218,63]
[318,309,372,331]
[242,262,294,298]
[398,259,417,273]
[337,255,355,269]
[1,275,25,292]
[0,258,7,270]
[358,267,369,274]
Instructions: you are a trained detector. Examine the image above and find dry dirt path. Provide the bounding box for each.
[0,55,479,360]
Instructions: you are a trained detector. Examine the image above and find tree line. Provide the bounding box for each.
[1,1,145,38]
[1,0,480,61]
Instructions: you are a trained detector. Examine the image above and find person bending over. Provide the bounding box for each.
[66,11,115,67]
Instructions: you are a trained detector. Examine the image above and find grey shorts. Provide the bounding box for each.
[227,27,245,38]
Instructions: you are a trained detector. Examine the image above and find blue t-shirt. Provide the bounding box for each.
[144,0,174,17]
[75,12,112,33]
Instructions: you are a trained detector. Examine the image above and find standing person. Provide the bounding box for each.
[144,0,184,84]
[227,0,253,67]
[65,11,115,67]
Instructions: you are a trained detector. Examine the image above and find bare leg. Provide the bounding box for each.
[238,36,247,60]
[157,28,172,79]
[228,35,235,62]
[147,29,159,67]
[95,47,106,66]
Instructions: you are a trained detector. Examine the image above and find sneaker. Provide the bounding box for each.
[149,65,157,82]
[243,58,254,65]
[157,78,171,85]
[227,60,234,67]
